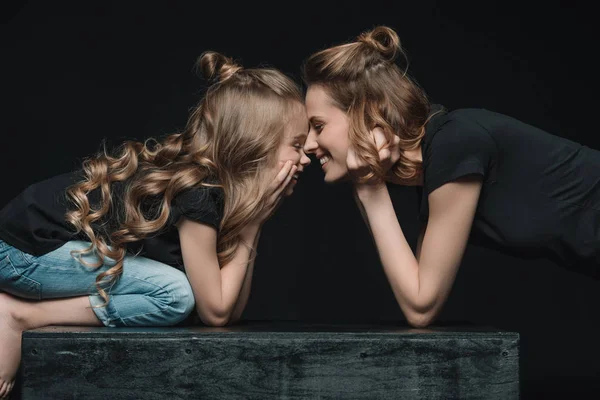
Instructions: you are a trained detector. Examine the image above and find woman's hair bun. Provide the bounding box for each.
[357,26,401,62]
[197,51,243,83]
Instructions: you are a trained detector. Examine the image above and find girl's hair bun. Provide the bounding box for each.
[198,51,243,83]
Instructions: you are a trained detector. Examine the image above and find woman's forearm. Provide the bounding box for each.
[355,185,429,323]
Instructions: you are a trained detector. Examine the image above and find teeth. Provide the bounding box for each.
[320,155,331,165]
[293,173,299,179]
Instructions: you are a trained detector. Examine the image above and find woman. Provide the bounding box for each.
[0,51,311,398]
[302,26,599,329]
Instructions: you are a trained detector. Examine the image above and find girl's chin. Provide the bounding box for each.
[284,179,298,196]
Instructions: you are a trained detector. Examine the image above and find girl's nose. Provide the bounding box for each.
[300,151,311,167]
[303,130,318,154]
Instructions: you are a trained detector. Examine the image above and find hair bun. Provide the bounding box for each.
[197,51,243,83]
[357,26,401,62]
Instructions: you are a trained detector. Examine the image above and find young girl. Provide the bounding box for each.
[301,26,599,329]
[0,51,311,398]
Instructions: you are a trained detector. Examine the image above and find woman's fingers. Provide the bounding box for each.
[346,146,359,170]
[371,127,391,164]
[388,135,402,165]
[349,128,403,184]
[371,127,387,152]
[372,128,402,167]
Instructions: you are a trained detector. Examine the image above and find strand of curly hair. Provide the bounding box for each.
[65,115,218,304]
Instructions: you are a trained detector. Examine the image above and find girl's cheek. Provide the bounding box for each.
[279,159,295,169]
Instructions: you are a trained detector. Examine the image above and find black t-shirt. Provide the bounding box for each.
[0,170,224,271]
[415,105,600,276]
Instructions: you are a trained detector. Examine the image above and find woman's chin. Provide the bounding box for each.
[323,170,349,184]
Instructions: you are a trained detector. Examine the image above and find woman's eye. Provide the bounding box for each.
[314,124,323,132]
[293,143,303,149]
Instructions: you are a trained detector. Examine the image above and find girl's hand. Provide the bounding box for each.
[252,160,297,227]
[347,127,401,186]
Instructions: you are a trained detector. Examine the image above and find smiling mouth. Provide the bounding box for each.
[319,155,331,167]
[290,171,301,183]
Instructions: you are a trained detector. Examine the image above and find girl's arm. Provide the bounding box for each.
[229,229,262,324]
[355,175,482,328]
[178,220,260,326]
[177,160,297,327]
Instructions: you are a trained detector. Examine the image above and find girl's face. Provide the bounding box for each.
[275,103,311,196]
[303,85,351,183]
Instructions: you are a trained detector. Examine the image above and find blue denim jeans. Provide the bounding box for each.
[0,239,195,327]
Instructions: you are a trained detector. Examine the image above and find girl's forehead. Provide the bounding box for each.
[284,107,309,137]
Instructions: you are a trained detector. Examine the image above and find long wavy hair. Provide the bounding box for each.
[66,51,303,303]
[302,26,433,184]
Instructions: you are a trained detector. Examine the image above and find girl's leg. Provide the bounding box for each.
[0,293,101,398]
[0,240,195,398]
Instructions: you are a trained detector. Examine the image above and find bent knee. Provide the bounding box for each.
[156,271,195,325]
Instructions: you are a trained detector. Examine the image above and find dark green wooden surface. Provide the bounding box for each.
[19,323,519,399]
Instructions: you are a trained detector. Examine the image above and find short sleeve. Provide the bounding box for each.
[173,186,224,231]
[424,116,496,196]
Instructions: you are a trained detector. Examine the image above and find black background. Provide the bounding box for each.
[2,0,599,398]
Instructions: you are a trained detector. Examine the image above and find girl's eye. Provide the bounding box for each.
[314,124,323,132]
[293,143,303,149]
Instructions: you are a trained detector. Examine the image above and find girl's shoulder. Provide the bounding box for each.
[172,183,224,231]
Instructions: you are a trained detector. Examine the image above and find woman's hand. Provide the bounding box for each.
[251,160,297,228]
[347,127,401,190]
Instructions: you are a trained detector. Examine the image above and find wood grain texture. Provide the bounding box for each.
[20,324,519,399]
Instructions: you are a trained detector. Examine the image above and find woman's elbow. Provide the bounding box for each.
[404,294,442,328]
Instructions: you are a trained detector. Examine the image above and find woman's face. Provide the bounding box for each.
[275,102,311,196]
[303,85,351,183]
